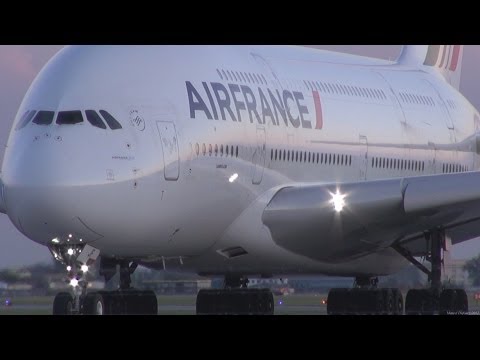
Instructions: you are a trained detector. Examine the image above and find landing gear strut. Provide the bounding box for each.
[327,277,403,315]
[51,245,157,315]
[79,258,157,315]
[196,275,274,315]
[395,228,468,315]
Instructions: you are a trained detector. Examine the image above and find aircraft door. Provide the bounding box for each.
[252,127,266,184]
[156,121,180,181]
[359,135,368,180]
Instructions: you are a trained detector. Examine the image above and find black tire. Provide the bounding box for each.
[393,289,404,315]
[374,289,385,315]
[53,292,73,315]
[327,288,347,315]
[455,289,468,314]
[383,289,395,315]
[440,289,456,314]
[405,289,419,315]
[82,292,106,315]
[139,290,158,315]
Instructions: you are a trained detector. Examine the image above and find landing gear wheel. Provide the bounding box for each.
[405,289,421,315]
[83,292,106,315]
[53,292,74,315]
[383,289,395,315]
[327,288,348,315]
[440,289,456,314]
[131,290,157,315]
[455,289,468,313]
[392,289,404,315]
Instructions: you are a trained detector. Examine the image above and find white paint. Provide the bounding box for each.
[1,45,477,277]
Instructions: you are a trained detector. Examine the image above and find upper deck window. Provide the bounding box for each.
[15,110,37,130]
[33,111,55,125]
[85,110,107,129]
[99,110,122,130]
[56,111,83,125]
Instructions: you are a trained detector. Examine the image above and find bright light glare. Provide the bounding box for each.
[68,234,72,238]
[229,173,239,183]
[51,238,59,244]
[330,190,346,212]
[81,265,88,272]
[67,248,74,256]
[66,266,72,271]
[70,278,79,287]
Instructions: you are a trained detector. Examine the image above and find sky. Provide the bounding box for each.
[0,45,480,268]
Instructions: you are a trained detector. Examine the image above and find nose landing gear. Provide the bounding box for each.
[49,243,96,315]
[50,244,157,315]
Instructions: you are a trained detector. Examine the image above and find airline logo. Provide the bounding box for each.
[186,81,323,130]
[424,45,462,71]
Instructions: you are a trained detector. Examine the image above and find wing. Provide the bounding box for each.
[262,171,480,263]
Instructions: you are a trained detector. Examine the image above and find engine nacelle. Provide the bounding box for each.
[262,179,406,262]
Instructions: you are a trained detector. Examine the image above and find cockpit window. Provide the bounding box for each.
[56,111,83,125]
[15,110,37,130]
[99,110,122,130]
[32,111,55,125]
[85,110,107,129]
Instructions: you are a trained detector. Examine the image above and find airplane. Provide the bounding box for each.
[0,44,477,315]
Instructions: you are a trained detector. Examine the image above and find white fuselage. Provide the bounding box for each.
[2,46,478,277]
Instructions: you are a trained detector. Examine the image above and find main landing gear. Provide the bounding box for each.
[196,275,274,315]
[395,228,468,315]
[327,277,403,315]
[51,244,157,315]
[327,227,469,315]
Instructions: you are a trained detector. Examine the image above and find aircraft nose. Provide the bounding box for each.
[2,143,105,246]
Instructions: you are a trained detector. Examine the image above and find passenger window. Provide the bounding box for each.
[16,110,37,130]
[99,110,122,130]
[85,110,107,129]
[217,69,223,80]
[33,111,55,125]
[202,144,206,156]
[195,143,199,156]
[209,144,212,156]
[220,144,224,156]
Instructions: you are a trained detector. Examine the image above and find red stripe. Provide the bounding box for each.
[439,46,447,67]
[312,91,323,129]
[449,45,461,71]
